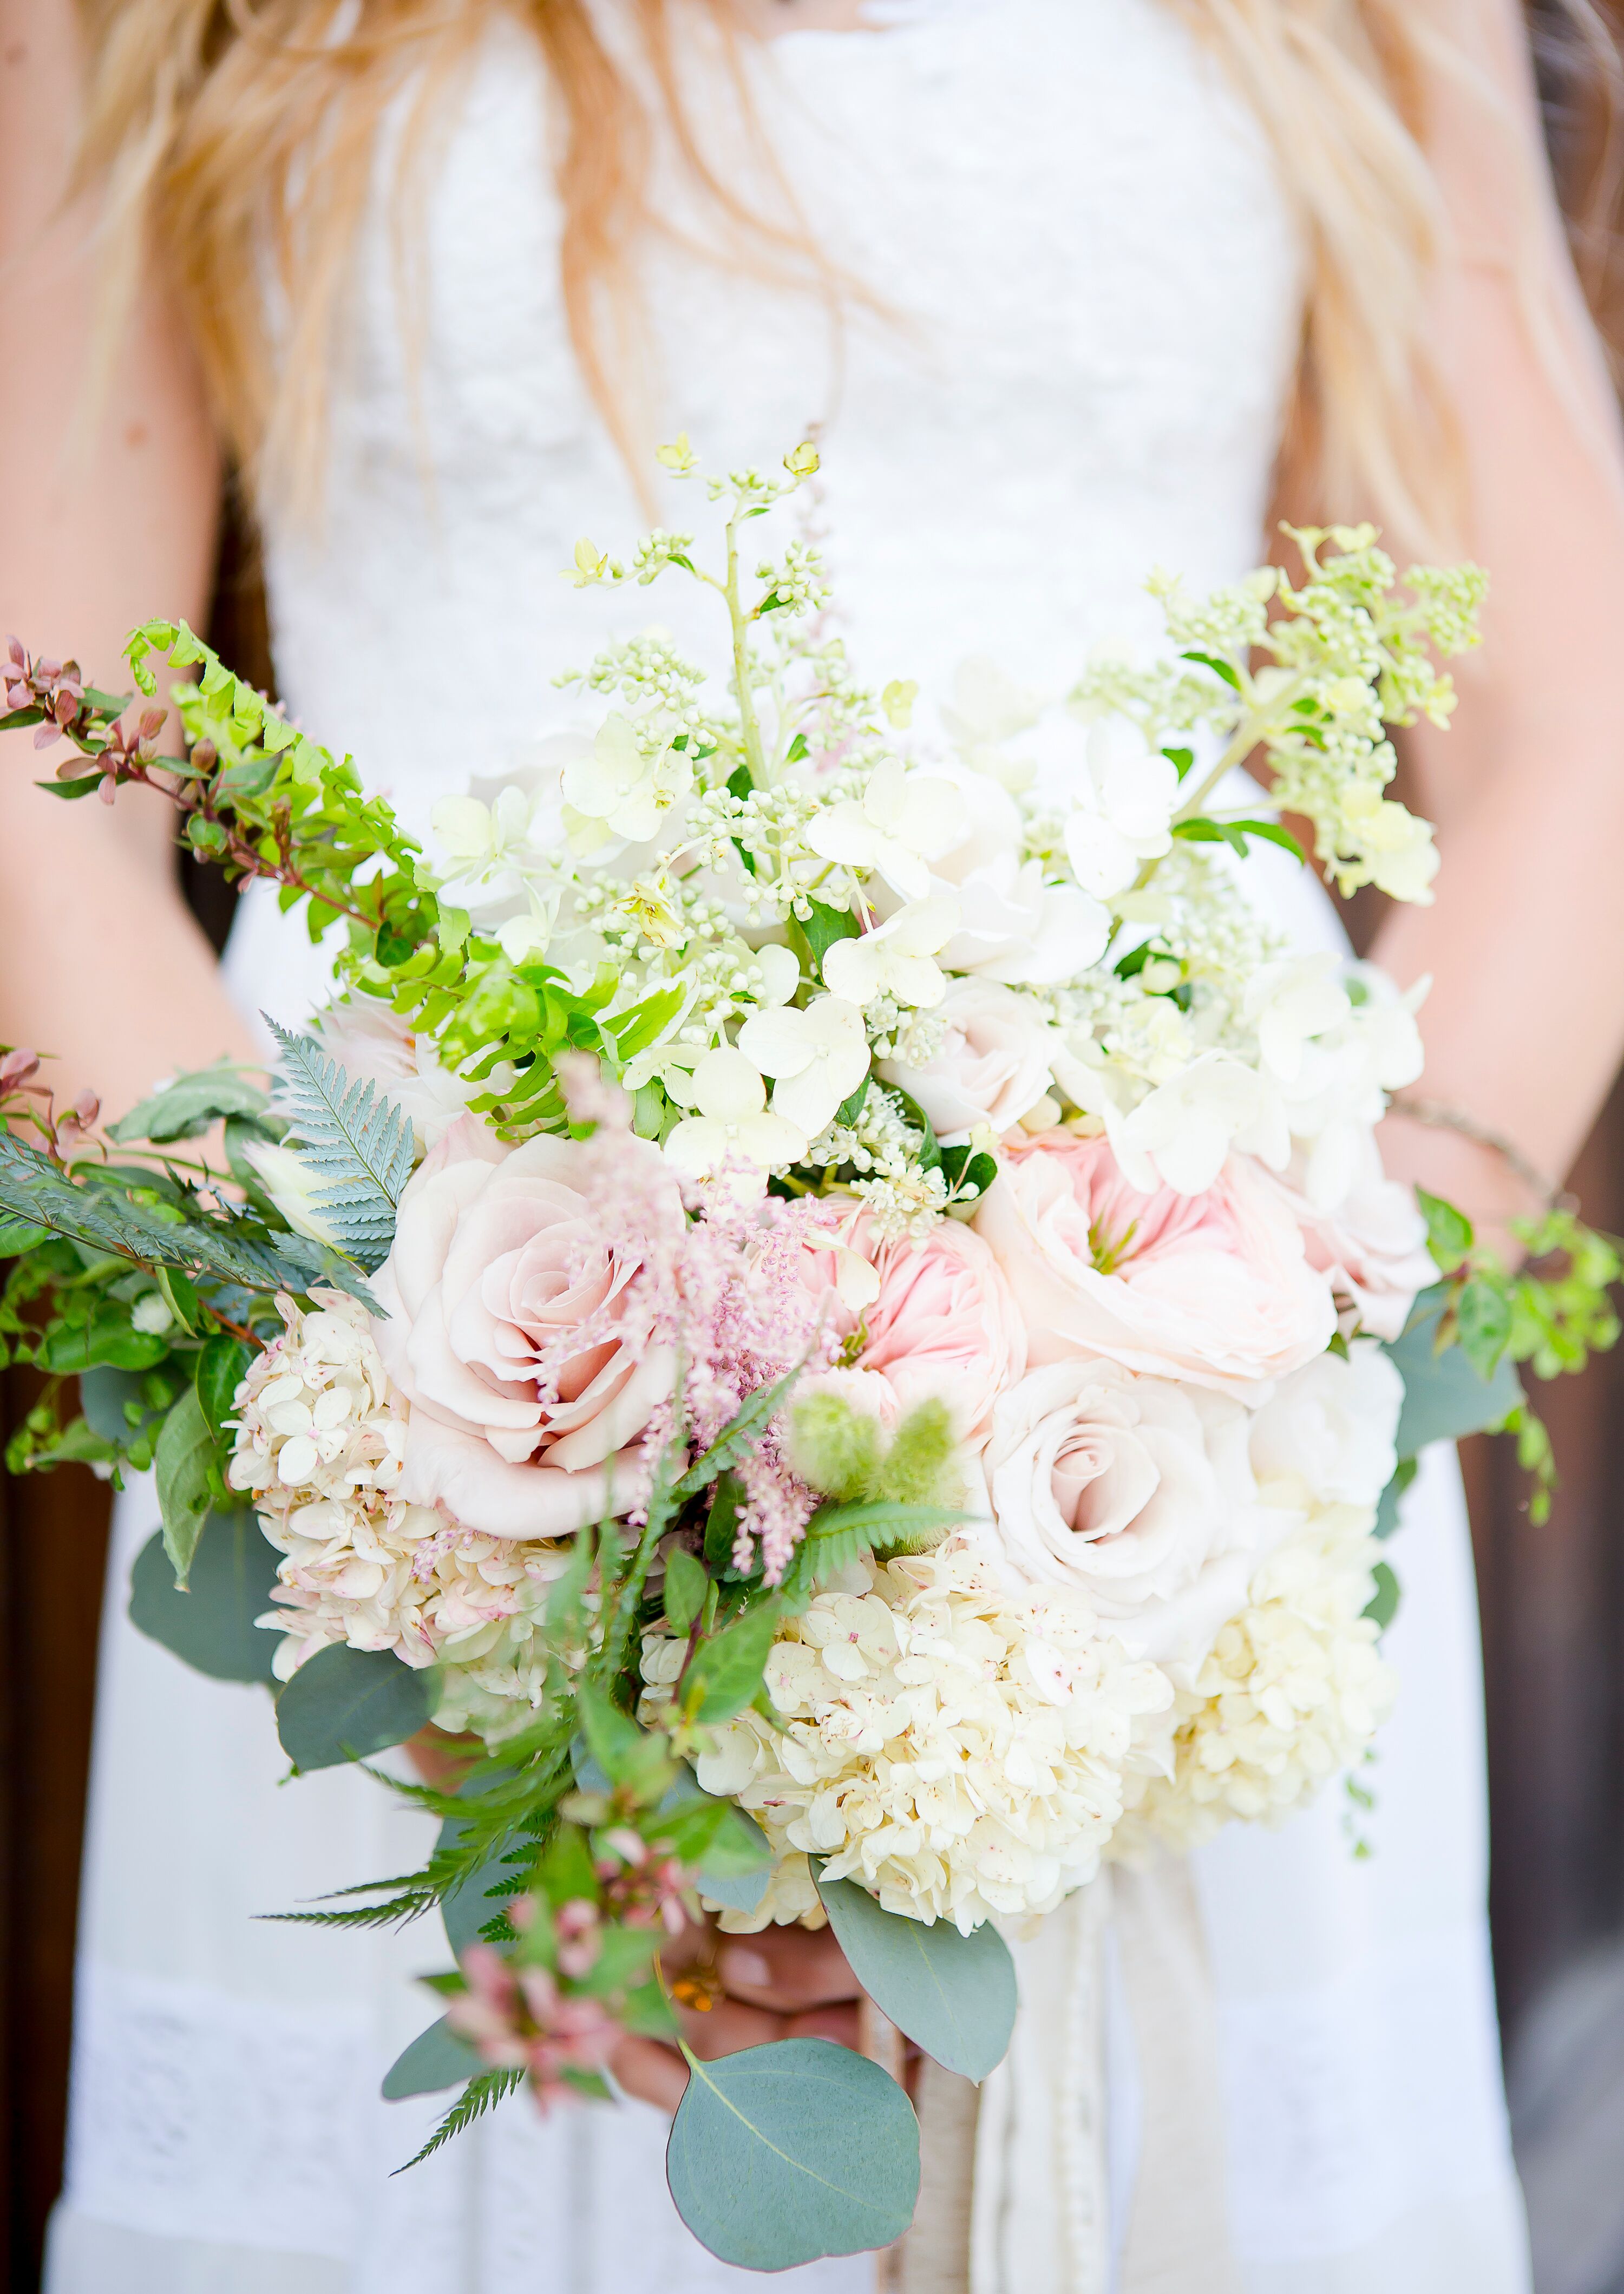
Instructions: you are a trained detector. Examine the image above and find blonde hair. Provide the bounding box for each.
[71,0,1623,550]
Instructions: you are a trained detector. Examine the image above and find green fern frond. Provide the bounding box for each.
[266,1019,414,1271]
[394,2067,525,2172]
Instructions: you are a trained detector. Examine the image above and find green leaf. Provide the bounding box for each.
[436,1786,523,1959]
[703,1474,749,1579]
[37,770,104,800]
[1362,1559,1401,1633]
[394,2066,525,2172]
[666,2037,919,2269]
[153,1387,216,1586]
[109,1061,269,1145]
[196,1333,256,1443]
[267,1019,414,1271]
[1455,1276,1514,1381]
[80,1364,166,1446]
[683,1602,779,1722]
[1384,1293,1522,1457]
[939,1144,998,1203]
[798,900,861,974]
[663,1548,709,1638]
[128,1513,282,1684]
[814,1872,1017,2081]
[1372,1456,1418,1541]
[804,1500,972,1552]
[1415,1187,1474,1274]
[382,2015,484,2101]
[40,1308,171,1374]
[1180,648,1242,690]
[0,1215,51,1254]
[275,1642,435,1771]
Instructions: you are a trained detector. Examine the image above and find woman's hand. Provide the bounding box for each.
[610,1916,865,2114]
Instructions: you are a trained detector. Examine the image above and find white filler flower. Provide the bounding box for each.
[806,758,967,901]
[560,714,692,855]
[663,1046,809,1192]
[644,1539,1171,1932]
[821,895,959,1011]
[1063,718,1180,898]
[736,994,870,1138]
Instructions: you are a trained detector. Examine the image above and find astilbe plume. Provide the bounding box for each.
[549,1055,839,1579]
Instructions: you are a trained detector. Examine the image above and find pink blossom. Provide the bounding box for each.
[447,1943,624,2112]
[372,1117,684,1538]
[808,1210,1027,1453]
[1267,1136,1436,1341]
[973,1132,1337,1401]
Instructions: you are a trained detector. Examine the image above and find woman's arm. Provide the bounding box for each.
[1366,0,1624,1232]
[0,0,256,1118]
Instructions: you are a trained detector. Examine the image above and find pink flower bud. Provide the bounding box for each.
[0,1048,40,1092]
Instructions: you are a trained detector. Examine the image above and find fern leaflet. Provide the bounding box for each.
[267,1018,415,1271]
[394,2067,525,2172]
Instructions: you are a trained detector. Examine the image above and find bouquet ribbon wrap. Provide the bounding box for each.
[905,1864,1242,2294]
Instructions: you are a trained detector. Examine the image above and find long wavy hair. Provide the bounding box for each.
[70,0,1624,548]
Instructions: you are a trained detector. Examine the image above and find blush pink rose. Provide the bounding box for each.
[1269,1135,1436,1342]
[972,1131,1337,1400]
[372,1116,680,1538]
[800,1210,1026,1451]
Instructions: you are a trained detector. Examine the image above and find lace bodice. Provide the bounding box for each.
[258,0,1302,845]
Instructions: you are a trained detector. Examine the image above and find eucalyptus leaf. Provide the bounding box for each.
[666,2037,919,2270]
[153,1387,216,1585]
[276,1642,434,1771]
[1362,1559,1401,1633]
[1385,1294,1521,1458]
[814,1872,1017,2081]
[79,1365,160,1444]
[382,2015,483,2101]
[128,1512,281,1684]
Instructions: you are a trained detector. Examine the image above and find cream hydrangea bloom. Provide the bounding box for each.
[641,1539,1172,1933]
[1110,1504,1396,1854]
[229,1292,573,1734]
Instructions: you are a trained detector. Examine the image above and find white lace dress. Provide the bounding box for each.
[45,4,1531,2289]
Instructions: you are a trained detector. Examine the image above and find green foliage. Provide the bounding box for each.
[813,1869,1017,2081]
[786,1393,963,1512]
[268,1022,412,1270]
[381,2016,484,2101]
[128,1515,282,1685]
[109,1061,270,1145]
[394,2068,526,2173]
[1361,1560,1401,1633]
[666,2038,920,2270]
[153,1388,219,1586]
[679,1602,780,1723]
[662,1546,709,1639]
[275,1642,436,1771]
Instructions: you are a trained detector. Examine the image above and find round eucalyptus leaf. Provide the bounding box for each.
[276,1641,434,1771]
[381,2014,483,2101]
[666,2037,919,2269]
[128,1514,281,1685]
[814,1871,1017,2082]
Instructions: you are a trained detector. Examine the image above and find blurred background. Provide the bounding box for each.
[5,3,1624,2286]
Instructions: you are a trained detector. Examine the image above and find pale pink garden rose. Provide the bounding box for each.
[372,1117,679,1538]
[1268,1134,1436,1342]
[800,1209,1026,1452]
[973,1132,1337,1401]
[978,1359,1281,1664]
[880,976,1060,1143]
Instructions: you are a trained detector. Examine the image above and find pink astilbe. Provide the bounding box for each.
[543,1065,841,1583]
[446,1942,623,2113]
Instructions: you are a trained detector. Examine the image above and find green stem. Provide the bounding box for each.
[724,510,769,790]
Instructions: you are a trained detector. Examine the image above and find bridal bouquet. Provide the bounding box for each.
[2,443,1616,2267]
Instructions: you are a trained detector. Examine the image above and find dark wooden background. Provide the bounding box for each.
[6,8,1624,2284]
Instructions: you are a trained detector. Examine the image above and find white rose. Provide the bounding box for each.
[1248,1342,1404,1512]
[980,1359,1278,1666]
[881,978,1059,1143]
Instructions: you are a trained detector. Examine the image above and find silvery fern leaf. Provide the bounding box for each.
[266,1019,414,1273]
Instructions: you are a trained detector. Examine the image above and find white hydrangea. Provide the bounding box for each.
[229,1292,573,1730]
[1110,1506,1396,1854]
[641,1540,1172,1933]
